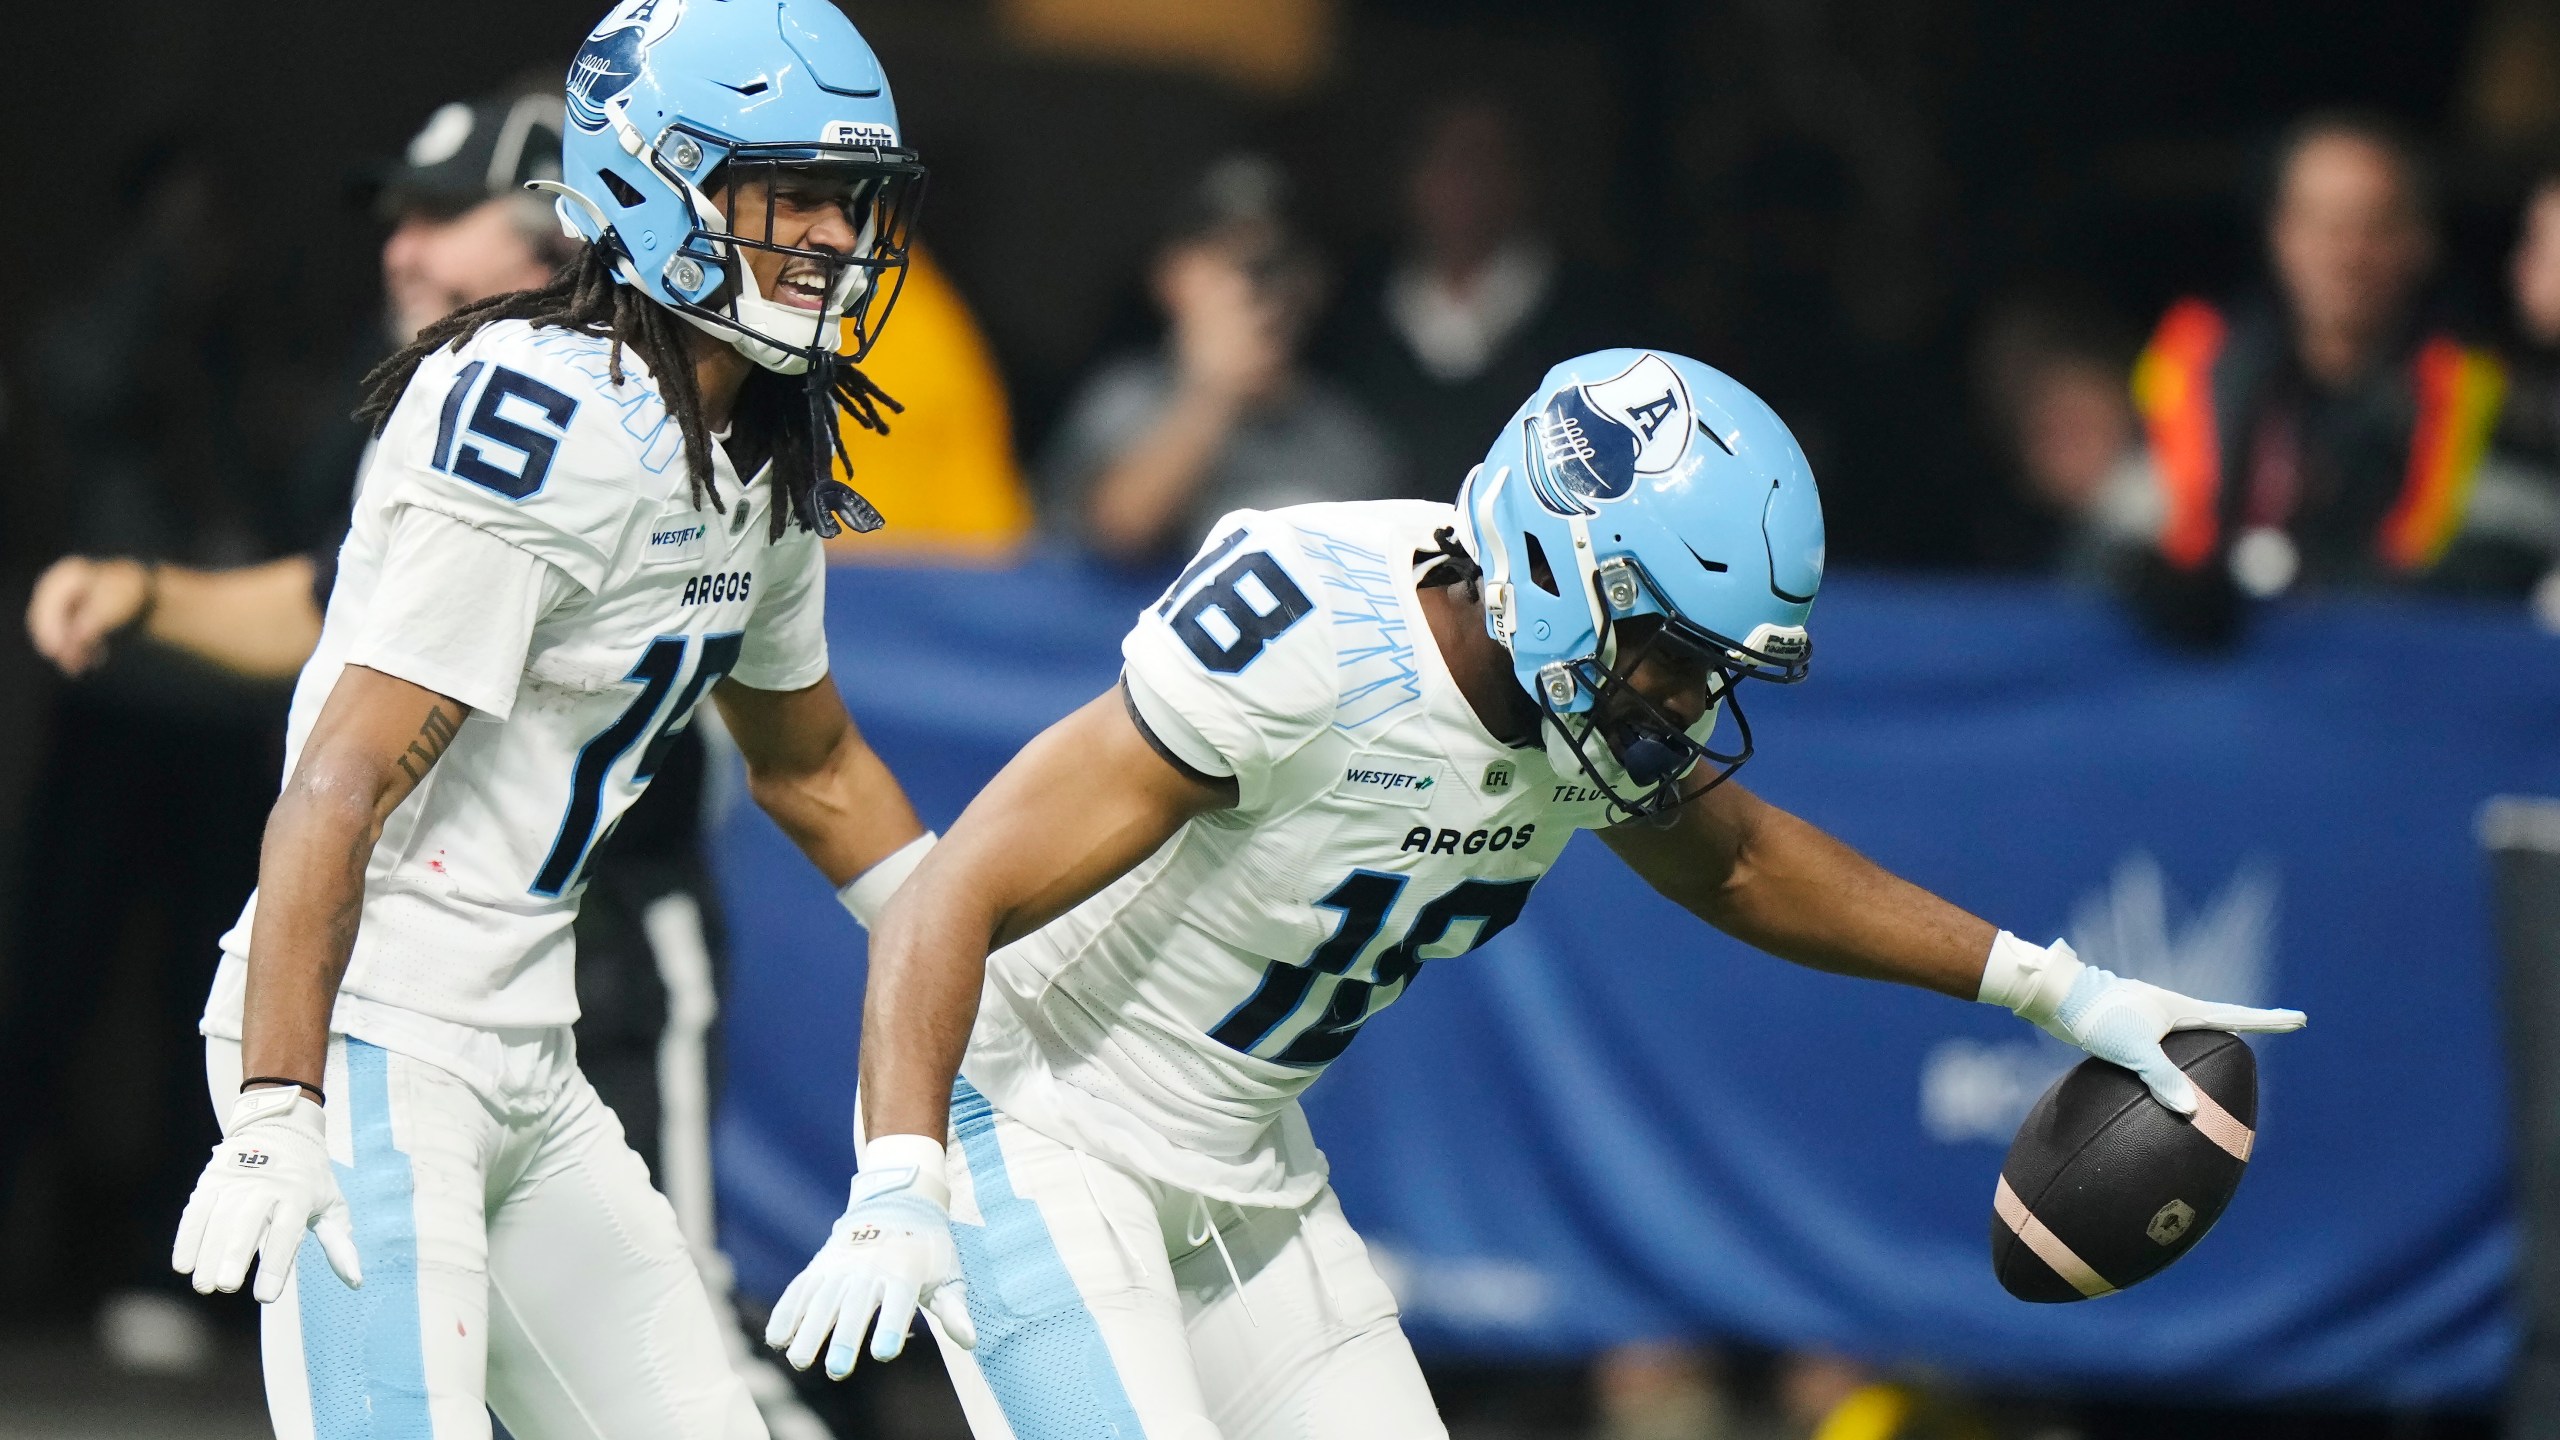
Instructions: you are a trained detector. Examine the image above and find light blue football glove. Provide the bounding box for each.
[764,1134,976,1379]
[1978,932,2307,1114]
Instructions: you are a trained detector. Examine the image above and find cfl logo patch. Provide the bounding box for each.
[233,1149,273,1169]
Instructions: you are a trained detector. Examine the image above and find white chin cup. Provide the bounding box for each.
[673,248,867,377]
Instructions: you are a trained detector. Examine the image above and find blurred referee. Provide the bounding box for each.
[23,87,847,1440]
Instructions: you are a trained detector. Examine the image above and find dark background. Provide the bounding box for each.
[0,0,2507,579]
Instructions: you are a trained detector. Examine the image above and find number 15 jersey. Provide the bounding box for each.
[205,320,829,1043]
[962,500,1624,1207]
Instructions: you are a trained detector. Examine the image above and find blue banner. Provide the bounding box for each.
[709,554,2560,1405]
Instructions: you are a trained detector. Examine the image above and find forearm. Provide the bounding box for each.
[747,727,926,886]
[1692,802,1994,999]
[237,776,392,1090]
[1083,387,1242,559]
[234,672,463,1092]
[149,558,324,680]
[856,866,998,1145]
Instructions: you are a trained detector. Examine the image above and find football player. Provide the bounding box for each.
[766,349,2307,1438]
[165,3,942,1435]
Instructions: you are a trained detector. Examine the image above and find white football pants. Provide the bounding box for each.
[204,1032,764,1440]
[933,1081,1446,1440]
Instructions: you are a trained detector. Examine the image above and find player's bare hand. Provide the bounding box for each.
[26,555,151,676]
[172,1086,362,1303]
[765,1134,975,1379]
[1164,247,1289,405]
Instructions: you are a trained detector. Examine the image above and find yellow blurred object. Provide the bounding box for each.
[996,0,1335,95]
[827,248,1034,563]
[1809,1383,1914,1440]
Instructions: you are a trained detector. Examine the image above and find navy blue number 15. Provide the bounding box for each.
[432,361,578,500]
[532,631,741,897]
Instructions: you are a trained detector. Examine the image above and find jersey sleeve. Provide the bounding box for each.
[1120,512,1338,813]
[730,528,830,692]
[371,337,655,594]
[343,505,581,720]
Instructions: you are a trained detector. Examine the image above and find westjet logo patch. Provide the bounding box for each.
[1342,758,1447,809]
[644,515,710,567]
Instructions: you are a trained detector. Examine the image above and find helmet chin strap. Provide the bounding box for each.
[698,287,844,376]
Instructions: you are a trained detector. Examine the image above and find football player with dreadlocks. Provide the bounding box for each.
[166,3,944,1435]
[765,349,2307,1439]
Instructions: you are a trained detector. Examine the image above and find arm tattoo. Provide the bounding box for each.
[393,704,460,784]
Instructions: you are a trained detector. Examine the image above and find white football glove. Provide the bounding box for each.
[171,1086,362,1303]
[765,1133,977,1379]
[1979,931,2307,1114]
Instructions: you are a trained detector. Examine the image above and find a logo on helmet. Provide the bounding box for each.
[824,120,898,147]
[568,0,687,133]
[1523,353,1695,516]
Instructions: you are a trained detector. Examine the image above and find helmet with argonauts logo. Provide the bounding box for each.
[1455,349,1825,818]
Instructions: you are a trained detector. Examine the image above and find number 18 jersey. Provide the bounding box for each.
[962,500,1622,1206]
[205,320,830,1046]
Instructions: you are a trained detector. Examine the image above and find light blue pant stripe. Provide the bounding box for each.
[949,1080,1148,1439]
[299,1038,434,1439]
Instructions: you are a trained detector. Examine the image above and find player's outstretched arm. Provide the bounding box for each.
[713,673,927,888]
[766,682,1229,1379]
[173,664,465,1304]
[1601,777,2304,1113]
[26,554,323,680]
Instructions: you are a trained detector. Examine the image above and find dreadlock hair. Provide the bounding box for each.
[357,244,901,542]
[1417,524,1482,592]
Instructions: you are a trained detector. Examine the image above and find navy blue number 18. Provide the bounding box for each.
[1163,545,1314,674]
[1212,873,1539,1065]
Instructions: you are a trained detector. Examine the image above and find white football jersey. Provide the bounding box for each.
[962,500,1623,1205]
[207,320,829,1039]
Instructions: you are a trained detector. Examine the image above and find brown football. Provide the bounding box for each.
[1992,1030,2258,1302]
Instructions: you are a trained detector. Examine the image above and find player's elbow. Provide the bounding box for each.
[741,755,840,837]
[875,859,1003,960]
[274,747,400,841]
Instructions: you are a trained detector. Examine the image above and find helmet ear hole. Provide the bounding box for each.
[599,169,648,208]
[1523,531,1561,597]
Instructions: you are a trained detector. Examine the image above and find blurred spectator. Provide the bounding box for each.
[2112,112,2557,641]
[1317,96,1645,502]
[823,246,1036,562]
[2492,165,2560,632]
[1970,291,2147,577]
[1046,154,1399,565]
[1590,1342,1733,1440]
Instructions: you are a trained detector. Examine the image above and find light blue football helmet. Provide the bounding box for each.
[1454,349,1825,819]
[542,0,925,376]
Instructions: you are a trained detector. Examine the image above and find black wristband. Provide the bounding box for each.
[241,1076,325,1105]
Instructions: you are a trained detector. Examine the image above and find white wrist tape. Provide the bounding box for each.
[1976,930,2085,1026]
[858,1131,951,1210]
[836,831,936,929]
